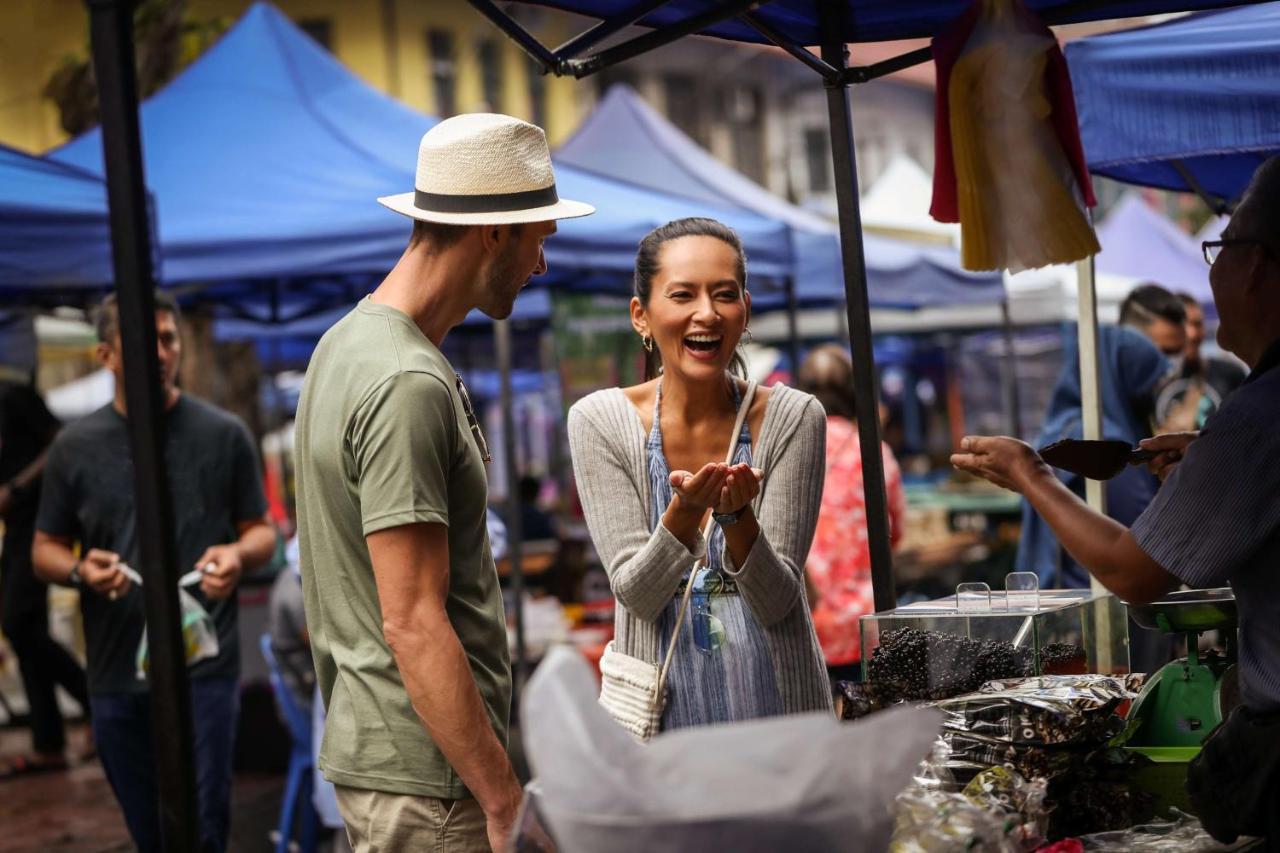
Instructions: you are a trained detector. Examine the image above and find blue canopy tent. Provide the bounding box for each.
[0,143,123,298]
[1066,2,1280,208]
[49,2,794,312]
[557,84,1002,313]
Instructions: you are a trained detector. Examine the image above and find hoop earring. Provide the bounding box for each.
[742,327,753,344]
[642,335,654,353]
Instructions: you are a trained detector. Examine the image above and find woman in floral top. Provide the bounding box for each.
[797,346,906,682]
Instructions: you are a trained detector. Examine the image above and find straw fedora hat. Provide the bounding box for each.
[379,113,594,225]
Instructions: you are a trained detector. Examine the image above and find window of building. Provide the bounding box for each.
[427,29,457,117]
[663,73,705,147]
[804,127,831,194]
[723,86,764,185]
[297,18,332,51]
[527,55,547,130]
[477,38,503,112]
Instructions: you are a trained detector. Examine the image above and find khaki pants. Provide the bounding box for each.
[334,785,489,853]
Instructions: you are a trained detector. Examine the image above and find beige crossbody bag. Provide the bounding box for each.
[598,381,757,741]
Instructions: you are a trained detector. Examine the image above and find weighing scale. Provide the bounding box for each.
[1124,588,1240,748]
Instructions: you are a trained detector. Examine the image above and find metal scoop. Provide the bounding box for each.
[1038,438,1157,480]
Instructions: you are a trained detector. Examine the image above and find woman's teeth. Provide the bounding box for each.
[684,334,722,353]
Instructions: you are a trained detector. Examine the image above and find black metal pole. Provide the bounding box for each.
[819,4,897,614]
[85,1,199,849]
[784,276,802,379]
[999,299,1024,439]
[495,319,527,695]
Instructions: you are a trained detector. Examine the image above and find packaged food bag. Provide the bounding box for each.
[135,587,220,679]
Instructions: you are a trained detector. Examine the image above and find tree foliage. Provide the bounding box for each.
[43,0,229,137]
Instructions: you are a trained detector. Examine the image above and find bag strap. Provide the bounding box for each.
[653,380,757,704]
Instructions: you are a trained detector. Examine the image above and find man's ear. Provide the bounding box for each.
[95,341,111,367]
[478,224,505,254]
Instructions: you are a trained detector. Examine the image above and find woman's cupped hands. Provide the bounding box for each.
[669,462,764,515]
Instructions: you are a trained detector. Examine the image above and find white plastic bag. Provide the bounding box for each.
[521,647,943,853]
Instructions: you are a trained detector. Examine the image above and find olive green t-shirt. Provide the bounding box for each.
[294,297,510,799]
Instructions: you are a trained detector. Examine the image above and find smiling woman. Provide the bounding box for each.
[568,218,833,737]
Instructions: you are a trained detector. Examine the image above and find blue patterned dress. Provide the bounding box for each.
[648,381,784,729]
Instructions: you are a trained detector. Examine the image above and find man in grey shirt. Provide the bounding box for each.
[951,155,1280,845]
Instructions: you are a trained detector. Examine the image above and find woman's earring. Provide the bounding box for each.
[642,335,654,353]
[742,327,753,344]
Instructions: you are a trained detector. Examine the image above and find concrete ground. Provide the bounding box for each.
[0,722,332,853]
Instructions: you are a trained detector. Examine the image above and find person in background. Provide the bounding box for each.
[32,291,276,852]
[796,345,906,684]
[513,475,555,541]
[1020,281,1189,594]
[1118,283,1188,358]
[1154,293,1248,432]
[268,536,312,717]
[0,373,90,778]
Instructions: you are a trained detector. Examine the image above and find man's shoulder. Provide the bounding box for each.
[177,394,250,437]
[53,404,119,445]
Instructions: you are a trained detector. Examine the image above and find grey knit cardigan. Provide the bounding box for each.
[567,382,834,716]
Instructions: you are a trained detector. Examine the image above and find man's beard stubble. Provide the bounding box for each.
[479,240,524,320]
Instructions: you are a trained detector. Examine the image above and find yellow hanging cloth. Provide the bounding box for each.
[942,0,1099,272]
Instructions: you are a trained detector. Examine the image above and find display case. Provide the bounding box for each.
[859,581,1129,703]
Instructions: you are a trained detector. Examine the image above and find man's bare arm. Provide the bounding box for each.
[366,522,521,837]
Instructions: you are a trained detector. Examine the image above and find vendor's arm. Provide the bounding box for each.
[368,522,521,845]
[951,436,1175,603]
[720,397,827,626]
[567,400,712,622]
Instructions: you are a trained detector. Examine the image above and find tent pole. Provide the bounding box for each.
[495,318,527,696]
[820,6,897,614]
[1075,247,1107,596]
[85,1,199,849]
[999,299,1024,439]
[785,276,802,379]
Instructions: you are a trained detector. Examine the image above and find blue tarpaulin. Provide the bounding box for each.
[556,85,1003,309]
[1067,3,1280,201]
[1,144,119,293]
[48,2,794,301]
[512,0,1248,46]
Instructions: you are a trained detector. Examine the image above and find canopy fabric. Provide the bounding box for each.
[212,288,552,344]
[557,85,1001,309]
[0,144,119,292]
[510,0,1248,47]
[1094,194,1213,305]
[48,2,792,298]
[1067,3,1280,201]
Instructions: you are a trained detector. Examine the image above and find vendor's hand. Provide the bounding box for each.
[950,435,1047,494]
[82,549,130,599]
[195,544,243,600]
[669,463,730,513]
[1139,431,1199,483]
[715,463,763,515]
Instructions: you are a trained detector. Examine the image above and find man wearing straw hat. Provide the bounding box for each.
[294,114,592,852]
